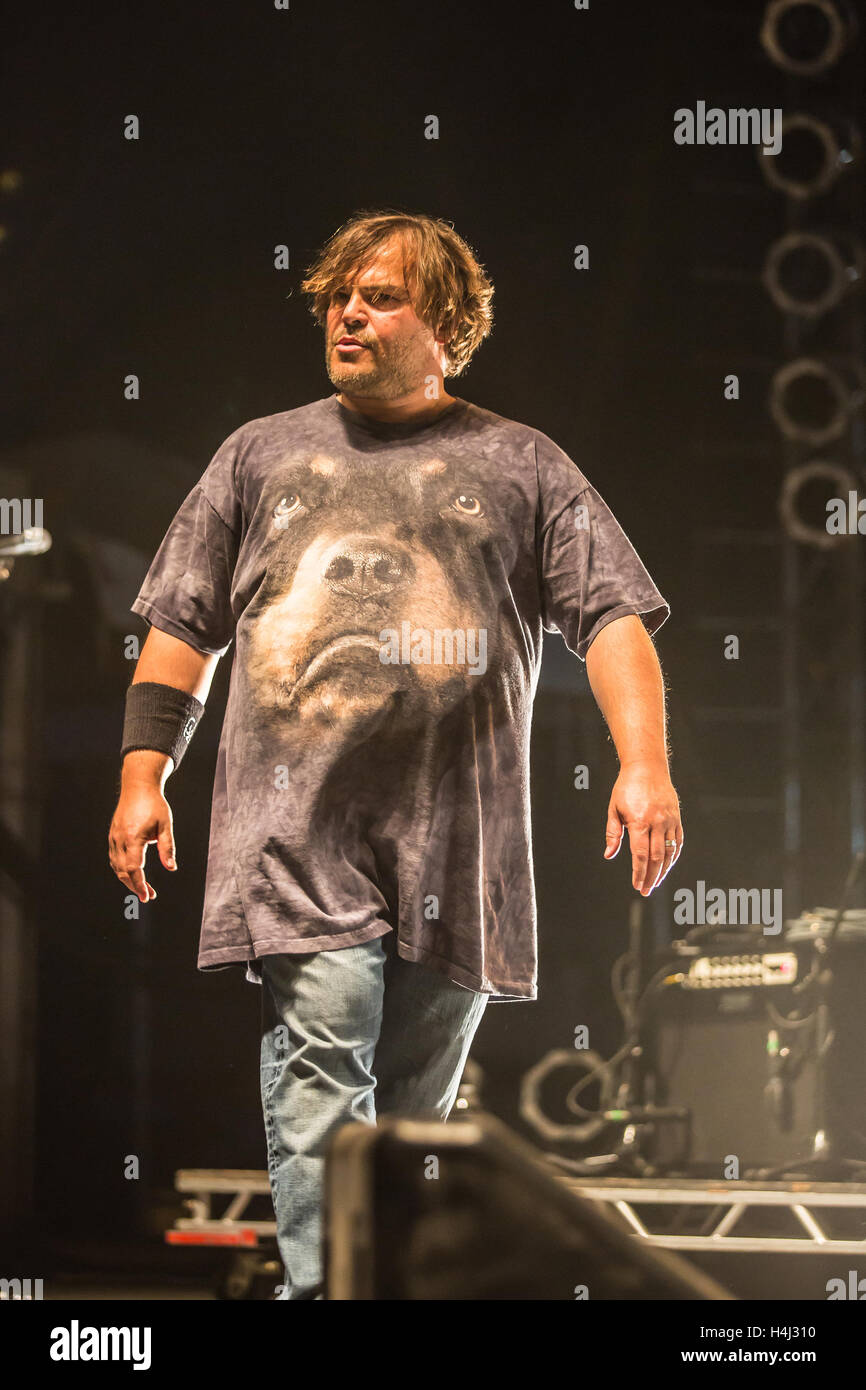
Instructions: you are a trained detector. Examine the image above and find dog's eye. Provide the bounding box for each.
[273,494,302,522]
[452,493,483,517]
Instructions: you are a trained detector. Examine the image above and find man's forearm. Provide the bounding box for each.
[122,628,221,788]
[132,626,220,700]
[584,614,669,768]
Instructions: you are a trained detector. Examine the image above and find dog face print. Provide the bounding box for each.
[247,450,513,737]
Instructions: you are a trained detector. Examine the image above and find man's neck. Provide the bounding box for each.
[336,385,457,426]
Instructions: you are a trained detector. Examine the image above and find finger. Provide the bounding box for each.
[604,807,624,860]
[627,823,651,892]
[641,823,668,894]
[116,837,156,903]
[664,824,684,876]
[128,864,155,902]
[654,827,679,888]
[157,819,177,871]
[657,825,680,880]
[116,867,155,903]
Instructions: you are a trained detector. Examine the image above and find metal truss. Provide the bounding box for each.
[559,1175,866,1254]
[166,1169,276,1247]
[166,1164,866,1258]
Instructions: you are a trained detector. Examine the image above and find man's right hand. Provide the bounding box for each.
[109,750,177,903]
[109,629,220,901]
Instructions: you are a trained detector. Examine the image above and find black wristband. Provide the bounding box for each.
[121,681,205,772]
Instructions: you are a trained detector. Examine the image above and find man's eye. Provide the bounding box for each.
[452,493,483,517]
[331,288,400,308]
[274,494,302,522]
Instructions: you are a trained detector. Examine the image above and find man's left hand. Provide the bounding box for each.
[603,759,683,895]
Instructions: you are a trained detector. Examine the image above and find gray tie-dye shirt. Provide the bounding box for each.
[131,394,669,1000]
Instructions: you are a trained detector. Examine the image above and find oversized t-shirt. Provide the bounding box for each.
[131,393,669,1000]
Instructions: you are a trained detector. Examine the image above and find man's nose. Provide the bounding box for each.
[341,290,368,324]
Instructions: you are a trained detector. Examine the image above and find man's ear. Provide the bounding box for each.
[433,324,451,357]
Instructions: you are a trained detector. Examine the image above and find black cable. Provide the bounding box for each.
[564,955,684,1120]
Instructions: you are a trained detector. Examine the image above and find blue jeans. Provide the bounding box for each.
[259,931,488,1300]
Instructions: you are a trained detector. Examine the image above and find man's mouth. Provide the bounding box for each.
[335,338,369,352]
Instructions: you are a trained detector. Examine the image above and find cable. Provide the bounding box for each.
[563,956,684,1121]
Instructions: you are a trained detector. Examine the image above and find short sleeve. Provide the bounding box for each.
[535,431,670,662]
[130,427,247,656]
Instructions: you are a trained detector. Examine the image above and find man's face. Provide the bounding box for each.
[324,237,445,399]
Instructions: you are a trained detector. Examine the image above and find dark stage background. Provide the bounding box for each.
[1,0,863,1274]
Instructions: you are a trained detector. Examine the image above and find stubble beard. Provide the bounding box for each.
[326,332,428,401]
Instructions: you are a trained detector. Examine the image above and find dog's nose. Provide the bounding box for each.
[323,543,409,601]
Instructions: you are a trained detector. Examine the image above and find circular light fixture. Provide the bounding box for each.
[769,357,862,445]
[762,231,863,317]
[779,459,859,548]
[760,0,851,77]
[758,114,860,199]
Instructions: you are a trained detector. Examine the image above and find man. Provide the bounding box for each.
[108,209,682,1299]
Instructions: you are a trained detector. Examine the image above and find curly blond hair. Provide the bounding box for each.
[300,208,494,377]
